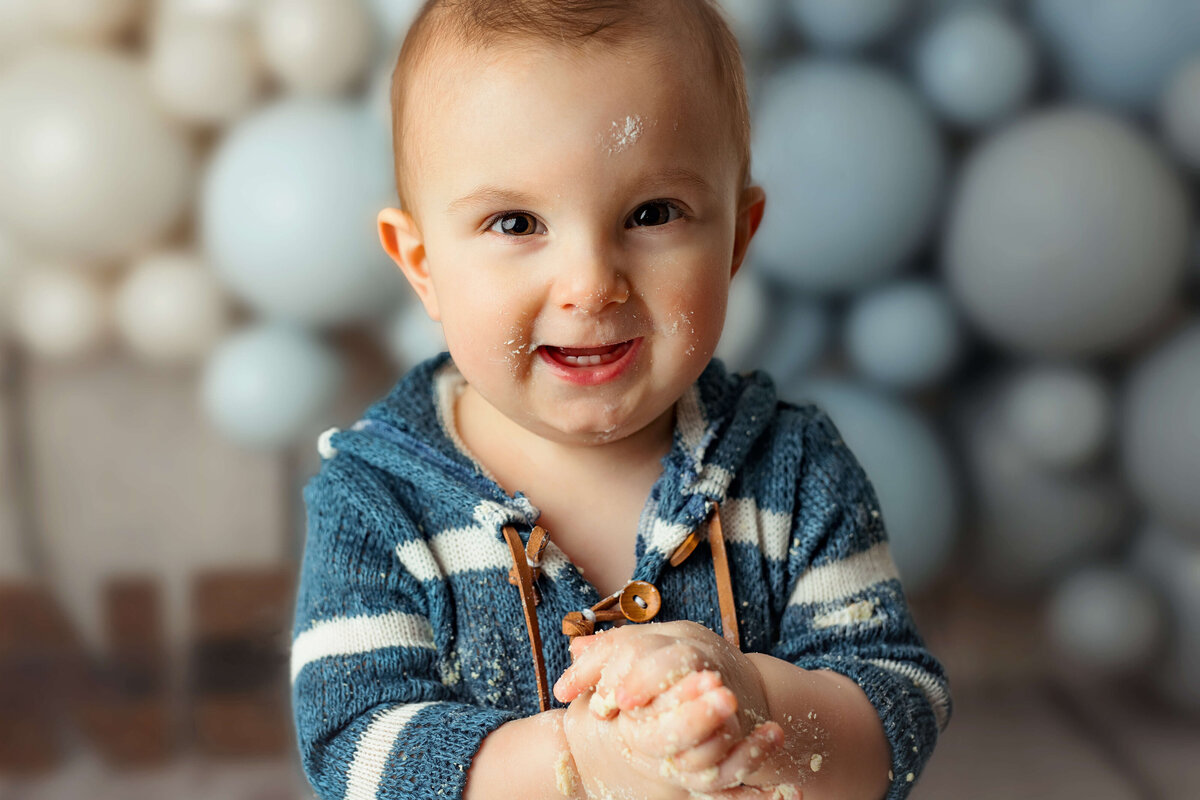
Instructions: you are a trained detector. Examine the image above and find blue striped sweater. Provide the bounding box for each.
[291,354,951,799]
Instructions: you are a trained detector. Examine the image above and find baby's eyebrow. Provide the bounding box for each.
[638,167,715,197]
[446,186,539,214]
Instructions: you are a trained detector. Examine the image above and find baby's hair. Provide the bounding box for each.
[389,0,751,213]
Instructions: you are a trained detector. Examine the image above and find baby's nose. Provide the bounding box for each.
[555,256,632,314]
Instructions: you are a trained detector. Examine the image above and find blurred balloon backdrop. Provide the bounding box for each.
[1,0,1199,795]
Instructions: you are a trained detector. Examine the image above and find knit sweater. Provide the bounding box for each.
[291,354,951,800]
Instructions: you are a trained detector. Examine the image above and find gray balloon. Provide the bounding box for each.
[1122,323,1200,541]
[944,108,1189,357]
[1131,524,1200,713]
[1046,565,1163,676]
[754,60,946,293]
[1001,364,1113,471]
[959,383,1131,588]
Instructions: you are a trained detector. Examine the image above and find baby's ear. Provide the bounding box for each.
[378,207,440,321]
[730,185,766,280]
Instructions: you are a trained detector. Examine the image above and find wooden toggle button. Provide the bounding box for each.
[619,581,662,623]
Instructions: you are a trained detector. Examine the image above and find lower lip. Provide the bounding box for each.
[538,338,642,386]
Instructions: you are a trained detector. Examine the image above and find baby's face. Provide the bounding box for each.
[387,34,762,447]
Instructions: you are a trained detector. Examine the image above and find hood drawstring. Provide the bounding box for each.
[503,503,740,713]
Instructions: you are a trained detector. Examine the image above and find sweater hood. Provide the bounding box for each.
[323,353,780,556]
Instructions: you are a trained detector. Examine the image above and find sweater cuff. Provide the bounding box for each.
[345,701,522,800]
[789,656,941,800]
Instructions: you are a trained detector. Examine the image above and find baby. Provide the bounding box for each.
[291,1,950,799]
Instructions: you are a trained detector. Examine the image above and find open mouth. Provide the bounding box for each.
[540,340,635,367]
[537,338,642,385]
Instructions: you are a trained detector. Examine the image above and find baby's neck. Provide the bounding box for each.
[453,385,674,501]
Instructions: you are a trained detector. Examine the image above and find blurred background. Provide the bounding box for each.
[0,0,1198,797]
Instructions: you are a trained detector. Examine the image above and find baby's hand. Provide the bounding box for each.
[554,621,787,792]
[562,685,799,799]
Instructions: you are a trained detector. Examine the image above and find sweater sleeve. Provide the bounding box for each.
[771,408,951,799]
[291,463,520,800]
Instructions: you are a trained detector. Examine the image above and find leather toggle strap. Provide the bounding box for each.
[507,525,549,605]
[505,503,739,713]
[502,524,551,711]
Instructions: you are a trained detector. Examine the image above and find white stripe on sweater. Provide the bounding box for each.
[718,496,791,561]
[395,527,570,582]
[345,702,438,799]
[786,541,899,609]
[291,612,435,683]
[869,659,952,733]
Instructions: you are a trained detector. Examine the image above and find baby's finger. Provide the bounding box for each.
[553,634,617,703]
[660,713,741,773]
[674,721,785,793]
[627,685,739,757]
[613,641,706,709]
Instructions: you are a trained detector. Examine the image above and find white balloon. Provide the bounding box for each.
[383,300,446,370]
[0,0,45,68]
[156,0,256,21]
[1122,323,1200,541]
[844,279,964,390]
[258,0,374,96]
[113,251,232,365]
[10,265,108,360]
[1162,57,1200,173]
[945,108,1189,356]
[202,323,342,449]
[0,46,195,264]
[149,15,264,125]
[37,0,141,42]
[1046,566,1163,675]
[715,267,769,373]
[1001,365,1112,470]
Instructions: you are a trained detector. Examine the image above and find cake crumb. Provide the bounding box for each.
[554,751,578,797]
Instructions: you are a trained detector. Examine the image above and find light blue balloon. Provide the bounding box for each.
[202,324,342,450]
[844,280,964,390]
[759,287,834,386]
[753,60,946,293]
[787,0,910,50]
[202,98,403,326]
[916,6,1037,127]
[786,380,959,594]
[1032,0,1200,112]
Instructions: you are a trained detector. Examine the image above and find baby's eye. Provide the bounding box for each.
[627,201,683,228]
[489,212,544,236]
